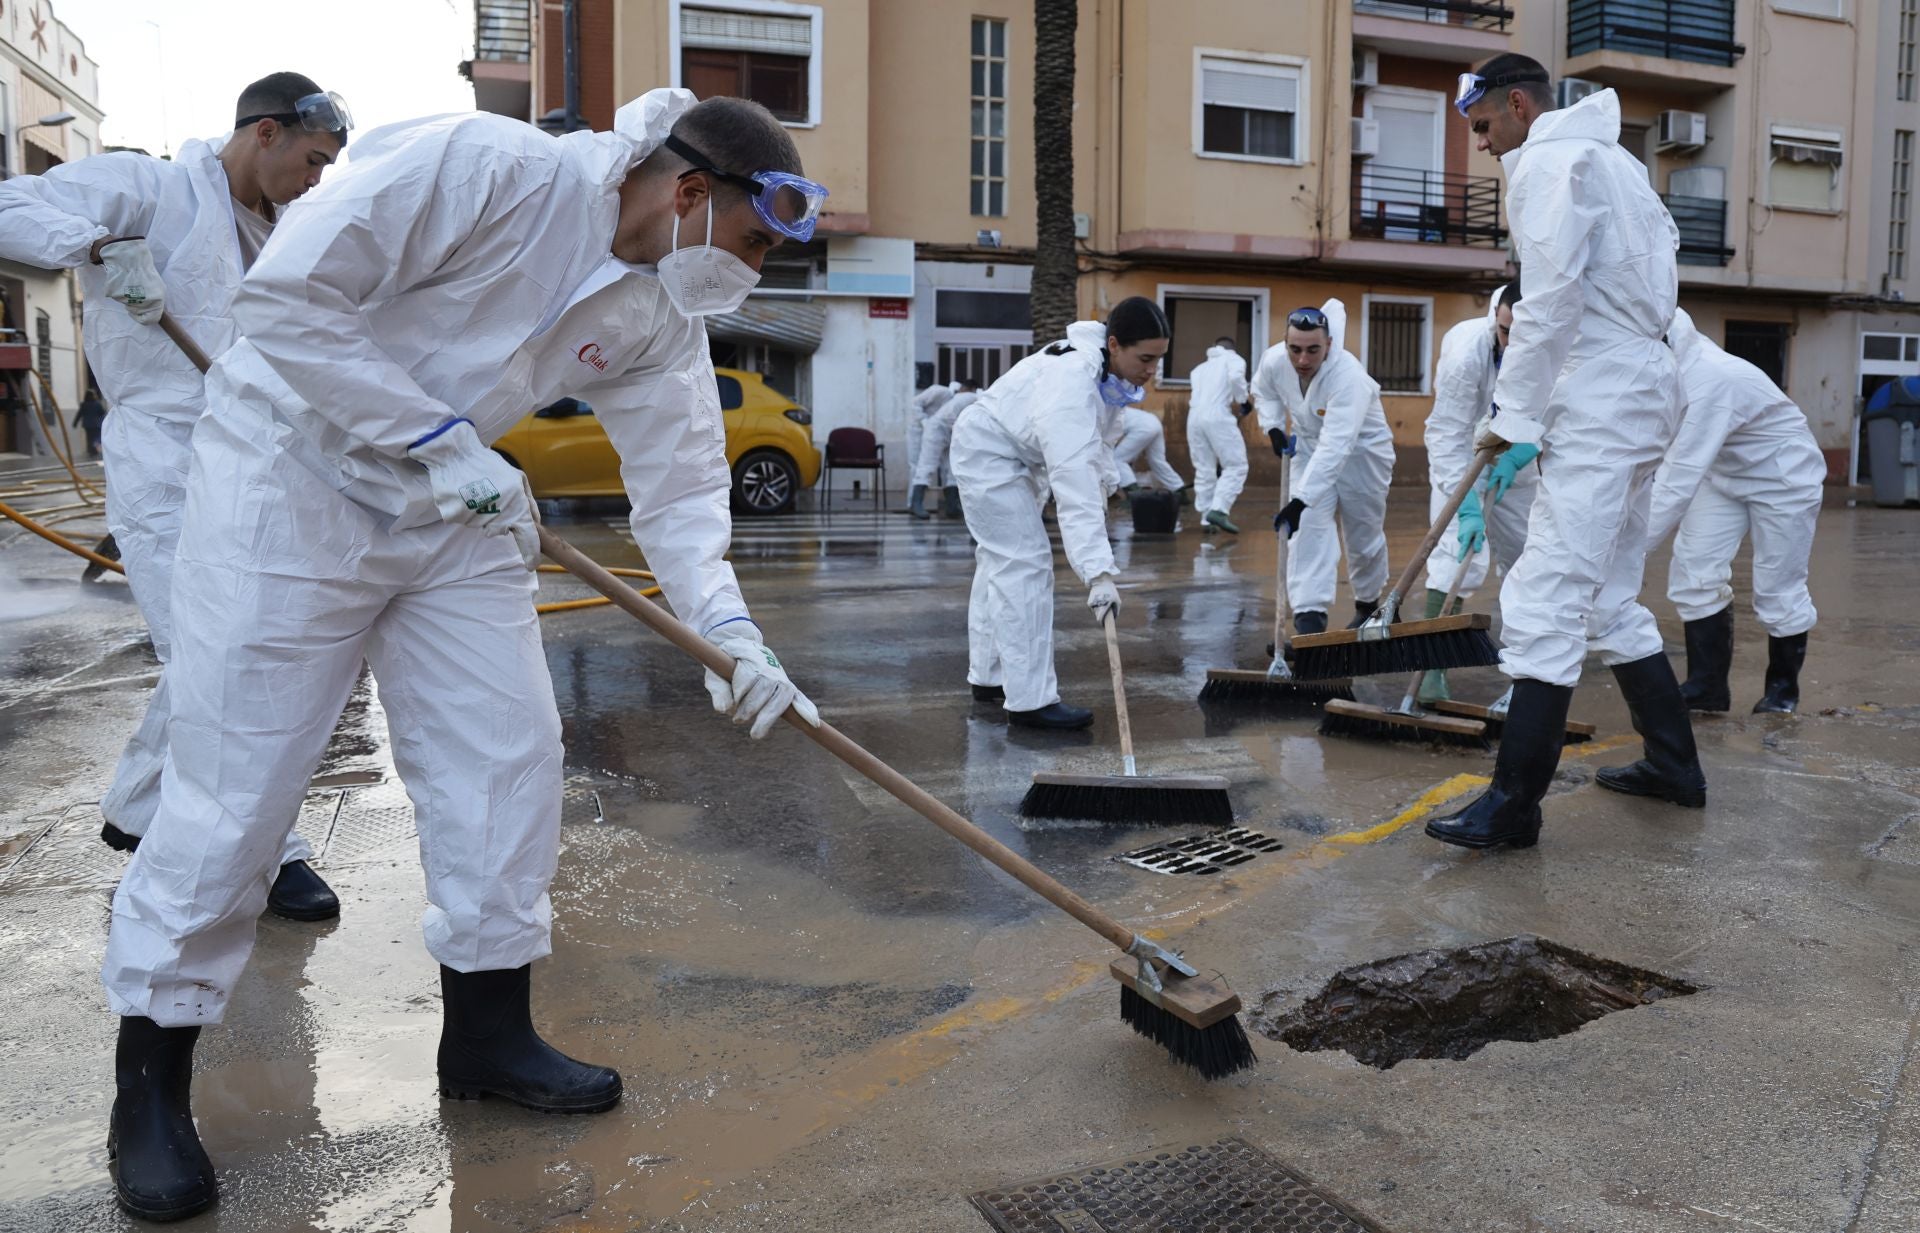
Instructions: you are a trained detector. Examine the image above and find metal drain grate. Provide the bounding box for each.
[970,1136,1389,1232]
[0,808,127,891]
[1115,828,1284,876]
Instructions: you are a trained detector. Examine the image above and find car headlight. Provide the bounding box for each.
[783,408,813,425]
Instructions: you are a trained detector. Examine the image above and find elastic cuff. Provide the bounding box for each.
[408,417,473,451]
[704,615,759,638]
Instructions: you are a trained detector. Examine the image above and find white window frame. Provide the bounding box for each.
[1772,0,1847,18]
[1359,293,1434,397]
[1893,130,1914,283]
[1766,123,1846,214]
[1900,0,1918,102]
[1358,86,1447,231]
[1153,283,1271,389]
[1860,331,1920,371]
[1191,48,1310,167]
[668,0,824,129]
[970,16,1009,219]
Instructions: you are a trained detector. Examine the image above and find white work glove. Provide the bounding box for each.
[1087,574,1122,625]
[97,238,165,325]
[1473,424,1511,454]
[704,634,822,739]
[408,419,540,569]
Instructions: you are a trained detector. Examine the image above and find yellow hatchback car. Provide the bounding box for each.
[493,368,822,515]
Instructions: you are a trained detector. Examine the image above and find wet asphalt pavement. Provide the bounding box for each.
[3,468,1920,1231]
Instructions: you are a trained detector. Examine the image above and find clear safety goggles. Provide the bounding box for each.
[664,135,830,243]
[237,90,354,137]
[1454,69,1549,117]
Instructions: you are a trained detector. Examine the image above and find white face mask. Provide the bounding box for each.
[657,198,761,317]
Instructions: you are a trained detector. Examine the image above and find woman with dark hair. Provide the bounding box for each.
[949,296,1169,729]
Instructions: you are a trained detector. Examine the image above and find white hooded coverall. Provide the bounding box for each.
[1651,309,1823,637]
[910,389,979,488]
[1185,344,1249,516]
[908,381,959,485]
[1106,406,1184,491]
[1252,299,1396,616]
[1488,89,1682,688]
[101,91,762,1026]
[1423,293,1538,598]
[951,322,1120,714]
[0,137,311,869]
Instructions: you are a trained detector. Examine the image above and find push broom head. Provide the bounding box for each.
[1317,699,1490,750]
[1109,955,1256,1080]
[1289,612,1500,681]
[1021,771,1234,826]
[1426,700,1596,745]
[1198,668,1356,717]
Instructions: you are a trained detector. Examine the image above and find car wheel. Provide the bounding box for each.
[732,449,799,516]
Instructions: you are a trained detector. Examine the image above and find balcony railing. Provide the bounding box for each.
[1663,194,1735,267]
[1351,165,1506,249]
[475,0,532,63]
[1568,0,1745,68]
[1354,0,1514,31]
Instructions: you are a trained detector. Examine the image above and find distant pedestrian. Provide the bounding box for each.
[74,387,107,458]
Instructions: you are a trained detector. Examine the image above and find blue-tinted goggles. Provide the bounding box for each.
[1455,70,1550,117]
[664,135,829,242]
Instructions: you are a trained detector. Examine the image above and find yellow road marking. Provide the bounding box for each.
[1323,773,1488,845]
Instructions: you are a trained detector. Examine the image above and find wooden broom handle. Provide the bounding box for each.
[1271,419,1292,654]
[538,526,1139,954]
[1400,547,1475,697]
[159,312,214,375]
[1384,447,1499,605]
[1103,612,1135,772]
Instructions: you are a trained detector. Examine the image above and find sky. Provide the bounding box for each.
[48,0,481,157]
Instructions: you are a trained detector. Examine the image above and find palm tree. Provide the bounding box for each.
[1030,0,1078,344]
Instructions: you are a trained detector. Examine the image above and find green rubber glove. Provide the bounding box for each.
[1456,488,1487,561]
[1486,444,1541,504]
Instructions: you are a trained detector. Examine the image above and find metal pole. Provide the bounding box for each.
[562,0,582,131]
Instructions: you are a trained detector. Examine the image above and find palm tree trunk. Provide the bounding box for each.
[1030,0,1078,345]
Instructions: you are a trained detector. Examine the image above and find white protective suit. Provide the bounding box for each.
[951,321,1119,713]
[908,381,960,484]
[1106,406,1184,491]
[1185,345,1250,516]
[1652,309,1823,636]
[1423,291,1537,598]
[0,136,310,868]
[909,389,978,488]
[1487,89,1682,687]
[101,90,769,1026]
[1252,299,1396,615]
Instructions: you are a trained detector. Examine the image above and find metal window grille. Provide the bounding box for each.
[970,18,1008,217]
[1902,0,1919,102]
[474,0,532,63]
[1895,131,1914,283]
[34,310,52,388]
[1367,301,1427,394]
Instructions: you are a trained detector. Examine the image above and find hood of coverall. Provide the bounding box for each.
[1066,319,1109,355]
[1320,297,1348,354]
[1667,306,1705,368]
[554,87,699,193]
[1501,88,1621,178]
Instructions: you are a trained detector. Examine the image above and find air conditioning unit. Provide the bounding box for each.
[1558,77,1601,108]
[1353,48,1379,89]
[1351,117,1380,159]
[1658,110,1709,152]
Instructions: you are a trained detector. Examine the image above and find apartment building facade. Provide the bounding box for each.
[466,0,1899,487]
[0,0,102,456]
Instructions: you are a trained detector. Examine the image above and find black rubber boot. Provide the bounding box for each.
[1425,679,1573,850]
[1294,610,1329,637]
[438,965,623,1113]
[1678,608,1734,713]
[1007,702,1094,730]
[1177,487,1193,507]
[1346,598,1381,629]
[1752,632,1808,714]
[906,484,930,520]
[1595,654,1708,807]
[109,1016,216,1223]
[267,860,340,922]
[101,821,140,852]
[970,683,1006,702]
[941,486,963,518]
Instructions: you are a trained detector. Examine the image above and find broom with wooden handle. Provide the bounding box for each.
[539,528,1254,1078]
[1317,556,1490,748]
[1288,447,1504,681]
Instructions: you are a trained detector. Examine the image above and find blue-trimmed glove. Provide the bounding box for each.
[408,418,539,568]
[1486,443,1541,504]
[704,632,821,739]
[1456,488,1487,561]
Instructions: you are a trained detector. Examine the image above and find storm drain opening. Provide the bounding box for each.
[1115,828,1283,875]
[970,1135,1390,1233]
[1262,935,1698,1070]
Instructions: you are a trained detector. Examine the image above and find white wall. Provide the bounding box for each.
[807,297,916,493]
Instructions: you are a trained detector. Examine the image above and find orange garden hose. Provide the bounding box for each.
[0,498,124,573]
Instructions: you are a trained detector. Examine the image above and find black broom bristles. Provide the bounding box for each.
[1196,674,1355,716]
[1119,985,1258,1079]
[1291,626,1500,682]
[1317,706,1491,750]
[1019,780,1235,826]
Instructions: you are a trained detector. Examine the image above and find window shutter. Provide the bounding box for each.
[1200,58,1297,114]
[681,7,812,56]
